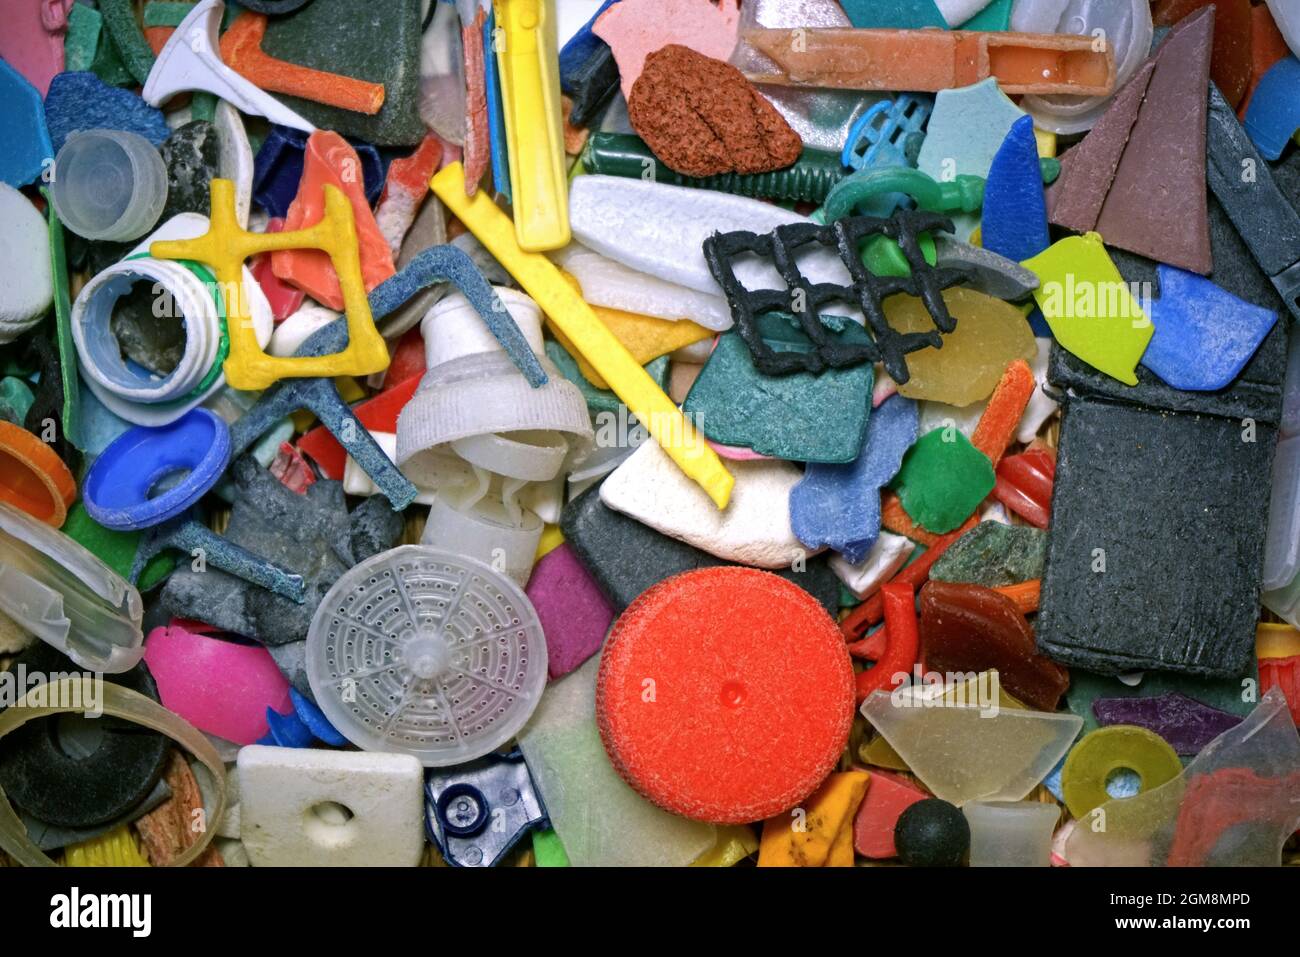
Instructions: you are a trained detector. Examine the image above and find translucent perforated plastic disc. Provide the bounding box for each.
[306,546,548,766]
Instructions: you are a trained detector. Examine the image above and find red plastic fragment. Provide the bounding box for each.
[855,582,920,704]
[297,374,421,479]
[250,218,306,323]
[993,448,1056,528]
[852,768,927,859]
[840,519,976,641]
[269,441,317,495]
[1259,655,1300,726]
[382,326,426,390]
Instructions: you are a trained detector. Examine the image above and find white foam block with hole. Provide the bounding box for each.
[237,745,425,867]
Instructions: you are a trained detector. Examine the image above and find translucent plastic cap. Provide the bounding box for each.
[50,130,169,242]
[306,545,548,767]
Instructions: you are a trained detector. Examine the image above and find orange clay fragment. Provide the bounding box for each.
[135,752,224,867]
[743,28,1116,95]
[881,491,943,546]
[272,131,396,310]
[0,421,76,527]
[220,12,386,115]
[970,358,1036,466]
[991,578,1041,615]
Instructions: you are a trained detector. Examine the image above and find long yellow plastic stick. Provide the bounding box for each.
[432,162,734,509]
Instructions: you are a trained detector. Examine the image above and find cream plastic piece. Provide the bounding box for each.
[964,800,1060,866]
[551,244,735,331]
[142,0,316,133]
[516,656,717,867]
[237,745,425,867]
[214,100,254,228]
[420,495,543,587]
[0,678,226,867]
[0,502,144,673]
[599,439,806,569]
[1064,688,1300,867]
[860,689,1083,805]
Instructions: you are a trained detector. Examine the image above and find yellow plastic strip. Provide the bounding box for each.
[0,678,227,868]
[432,162,734,508]
[494,0,570,251]
[151,179,389,391]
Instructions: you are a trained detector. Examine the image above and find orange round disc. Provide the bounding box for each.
[0,420,76,526]
[596,567,855,824]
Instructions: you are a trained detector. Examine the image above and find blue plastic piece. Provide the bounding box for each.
[368,244,548,387]
[1043,755,1066,802]
[841,94,932,172]
[289,687,348,745]
[484,9,511,203]
[424,749,548,867]
[1141,264,1279,392]
[840,0,946,29]
[261,704,315,748]
[558,0,621,88]
[43,71,170,154]
[0,59,54,187]
[982,115,1049,264]
[259,688,348,747]
[1243,56,1300,162]
[83,409,232,531]
[789,393,919,563]
[228,320,419,511]
[132,510,307,602]
[250,124,385,218]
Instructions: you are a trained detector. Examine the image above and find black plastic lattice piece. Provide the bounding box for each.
[702,209,973,383]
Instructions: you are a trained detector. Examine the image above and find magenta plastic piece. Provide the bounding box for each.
[143,621,293,744]
[525,542,616,680]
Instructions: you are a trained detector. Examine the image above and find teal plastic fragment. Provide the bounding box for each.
[64,2,103,73]
[841,0,947,29]
[683,313,874,464]
[959,0,1013,30]
[545,340,669,418]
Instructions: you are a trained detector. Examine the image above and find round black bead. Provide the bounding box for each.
[894,798,970,867]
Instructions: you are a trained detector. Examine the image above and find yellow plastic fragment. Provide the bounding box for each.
[494,0,570,251]
[1033,127,1057,158]
[690,824,759,867]
[1258,622,1300,659]
[757,770,870,867]
[62,825,151,867]
[555,271,712,389]
[432,162,734,508]
[535,523,565,560]
[1022,231,1152,386]
[150,179,390,391]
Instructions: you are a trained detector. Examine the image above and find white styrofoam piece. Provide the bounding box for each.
[1016,337,1060,444]
[599,438,805,568]
[237,745,425,867]
[569,176,857,301]
[829,531,914,599]
[1266,0,1300,59]
[516,656,716,867]
[0,183,53,344]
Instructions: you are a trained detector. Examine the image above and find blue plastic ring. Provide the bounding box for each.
[83,408,232,531]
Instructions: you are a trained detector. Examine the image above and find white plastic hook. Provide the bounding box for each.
[142,0,316,133]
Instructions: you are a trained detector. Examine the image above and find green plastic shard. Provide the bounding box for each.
[860,689,1082,805]
[516,657,716,868]
[1022,232,1152,386]
[41,188,81,451]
